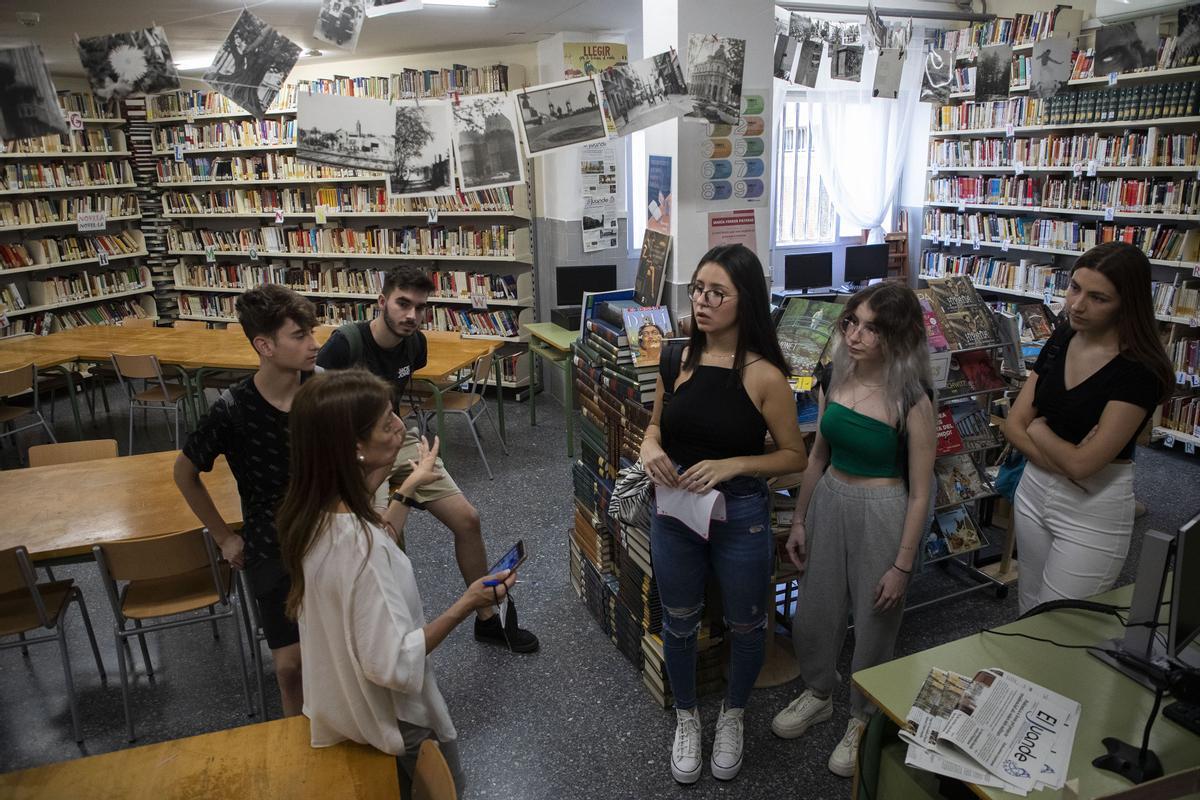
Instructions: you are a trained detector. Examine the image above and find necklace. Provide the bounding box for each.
[706,350,737,359]
[848,382,883,410]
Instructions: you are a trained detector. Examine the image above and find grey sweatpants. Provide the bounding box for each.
[791,470,909,719]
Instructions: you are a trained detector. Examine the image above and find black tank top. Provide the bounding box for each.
[660,365,768,469]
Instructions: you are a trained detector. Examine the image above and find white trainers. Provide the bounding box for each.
[771,688,833,739]
[710,703,745,781]
[828,718,866,777]
[671,707,702,784]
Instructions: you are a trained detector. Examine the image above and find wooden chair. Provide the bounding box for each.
[0,363,56,453]
[171,320,208,329]
[418,356,506,479]
[412,739,457,800]
[110,353,188,451]
[92,528,255,741]
[28,439,119,468]
[0,545,106,742]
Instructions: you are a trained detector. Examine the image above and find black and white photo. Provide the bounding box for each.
[773,8,797,80]
[313,0,366,53]
[921,48,952,105]
[1179,4,1200,68]
[203,10,301,118]
[1094,18,1159,76]
[365,0,422,17]
[598,50,690,137]
[872,47,904,98]
[686,34,745,125]
[451,92,525,192]
[0,45,68,142]
[297,91,396,172]
[389,100,454,197]
[793,39,823,88]
[832,43,864,82]
[1029,34,1073,99]
[76,26,180,100]
[975,44,1011,101]
[517,76,607,158]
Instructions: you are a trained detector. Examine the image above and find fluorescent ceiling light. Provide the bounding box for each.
[174,55,214,71]
[424,0,497,7]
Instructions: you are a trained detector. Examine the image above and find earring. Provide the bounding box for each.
[356,453,365,463]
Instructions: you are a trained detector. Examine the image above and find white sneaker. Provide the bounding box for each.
[828,718,866,777]
[771,688,833,739]
[710,703,744,781]
[671,707,702,784]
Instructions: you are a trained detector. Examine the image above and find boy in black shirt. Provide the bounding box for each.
[317,266,539,653]
[174,285,320,715]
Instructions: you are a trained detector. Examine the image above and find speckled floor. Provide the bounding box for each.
[2,384,1198,799]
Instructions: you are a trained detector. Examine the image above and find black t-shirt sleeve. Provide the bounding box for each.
[413,332,428,372]
[1108,362,1162,413]
[316,329,351,370]
[182,398,234,473]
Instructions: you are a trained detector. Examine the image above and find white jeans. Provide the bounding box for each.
[1013,460,1135,615]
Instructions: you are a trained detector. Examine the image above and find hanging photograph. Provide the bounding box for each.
[297,91,396,172]
[975,44,1012,101]
[872,47,904,98]
[516,76,607,158]
[313,0,366,53]
[920,48,952,105]
[1179,4,1200,68]
[76,26,180,100]
[1028,34,1073,99]
[685,34,745,125]
[203,10,301,118]
[773,8,798,80]
[365,0,423,17]
[0,45,68,142]
[598,50,690,137]
[389,100,454,197]
[1094,18,1159,75]
[451,92,525,192]
[866,2,887,50]
[792,39,823,88]
[831,44,864,82]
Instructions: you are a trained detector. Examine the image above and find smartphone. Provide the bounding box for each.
[483,540,526,586]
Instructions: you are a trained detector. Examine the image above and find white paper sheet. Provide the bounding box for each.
[655,485,726,539]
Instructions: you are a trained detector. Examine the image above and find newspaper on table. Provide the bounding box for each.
[900,667,1080,796]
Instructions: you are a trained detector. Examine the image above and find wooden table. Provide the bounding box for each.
[0,336,89,439]
[523,322,578,457]
[0,714,400,799]
[0,450,239,561]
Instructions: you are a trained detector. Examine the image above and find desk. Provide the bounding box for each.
[524,322,577,457]
[0,337,88,438]
[0,714,400,799]
[853,583,1200,799]
[0,450,239,560]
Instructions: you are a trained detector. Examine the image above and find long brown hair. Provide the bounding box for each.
[278,369,393,619]
[1071,242,1172,402]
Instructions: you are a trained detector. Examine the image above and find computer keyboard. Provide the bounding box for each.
[1163,699,1200,736]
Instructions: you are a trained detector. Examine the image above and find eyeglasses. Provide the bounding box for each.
[688,283,737,308]
[839,315,878,343]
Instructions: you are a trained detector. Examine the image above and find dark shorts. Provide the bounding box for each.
[252,571,300,651]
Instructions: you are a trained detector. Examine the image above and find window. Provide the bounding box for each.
[774,98,837,245]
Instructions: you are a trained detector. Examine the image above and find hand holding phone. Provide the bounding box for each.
[482,540,526,586]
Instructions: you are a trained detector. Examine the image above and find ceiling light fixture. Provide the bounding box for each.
[174,56,214,71]
[423,0,498,8]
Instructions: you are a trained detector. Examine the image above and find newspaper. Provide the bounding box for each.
[900,667,1080,795]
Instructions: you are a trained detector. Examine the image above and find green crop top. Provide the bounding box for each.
[820,401,902,478]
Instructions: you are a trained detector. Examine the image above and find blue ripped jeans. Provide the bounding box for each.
[650,476,772,710]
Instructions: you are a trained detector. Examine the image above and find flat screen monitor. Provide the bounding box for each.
[784,253,833,290]
[555,264,617,307]
[1170,511,1200,663]
[844,243,889,283]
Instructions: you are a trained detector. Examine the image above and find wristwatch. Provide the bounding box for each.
[392,491,425,510]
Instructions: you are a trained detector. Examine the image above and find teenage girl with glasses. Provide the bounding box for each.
[772,282,936,778]
[639,243,808,784]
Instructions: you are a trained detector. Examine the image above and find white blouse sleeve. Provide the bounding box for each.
[348,561,427,695]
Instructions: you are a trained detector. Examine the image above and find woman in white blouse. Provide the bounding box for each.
[277,369,515,788]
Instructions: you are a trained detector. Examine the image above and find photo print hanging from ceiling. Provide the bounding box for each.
[204,10,301,117]
[1094,17,1160,75]
[0,45,68,141]
[598,50,690,137]
[75,26,180,100]
[873,47,904,98]
[773,7,798,80]
[1178,4,1200,67]
[832,43,864,82]
[365,0,423,17]
[450,92,525,192]
[685,34,745,125]
[974,44,1012,101]
[516,76,609,158]
[389,100,455,198]
[297,90,396,172]
[1028,34,1073,99]
[920,48,952,105]
[793,38,823,88]
[313,0,367,53]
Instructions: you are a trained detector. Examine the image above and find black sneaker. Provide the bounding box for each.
[474,600,539,653]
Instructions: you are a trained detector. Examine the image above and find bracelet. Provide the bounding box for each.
[892,563,912,575]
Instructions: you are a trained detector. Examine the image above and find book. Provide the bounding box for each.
[1016,302,1053,341]
[949,401,1001,451]
[927,276,1000,350]
[955,350,1005,391]
[622,305,674,369]
[934,453,991,507]
[580,288,634,338]
[775,298,840,391]
[935,407,965,456]
[933,506,987,554]
[597,299,641,330]
[634,229,671,306]
[915,288,950,353]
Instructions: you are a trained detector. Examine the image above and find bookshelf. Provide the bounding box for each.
[146,63,535,390]
[0,92,157,338]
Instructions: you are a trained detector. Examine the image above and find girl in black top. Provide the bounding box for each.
[639,244,807,785]
[1003,242,1172,614]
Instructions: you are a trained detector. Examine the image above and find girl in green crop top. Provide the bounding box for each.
[771,282,937,779]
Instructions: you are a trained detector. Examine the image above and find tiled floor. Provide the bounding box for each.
[1,382,1198,799]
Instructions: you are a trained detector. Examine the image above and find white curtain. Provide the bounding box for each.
[808,34,924,243]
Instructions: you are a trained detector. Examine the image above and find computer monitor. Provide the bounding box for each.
[555,264,617,307]
[784,252,833,291]
[844,243,889,284]
[1170,511,1200,667]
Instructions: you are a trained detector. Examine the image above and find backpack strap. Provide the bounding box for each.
[337,321,364,367]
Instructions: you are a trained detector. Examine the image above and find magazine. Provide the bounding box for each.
[915,288,950,353]
[934,453,990,507]
[949,401,1000,450]
[775,298,840,391]
[634,229,671,306]
[935,407,964,456]
[928,276,999,350]
[622,305,673,368]
[955,351,1005,391]
[1016,302,1053,341]
[933,506,986,554]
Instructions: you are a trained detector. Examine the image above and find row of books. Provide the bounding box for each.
[1153,279,1200,320]
[55,91,118,120]
[1071,32,1198,78]
[1169,337,1200,380]
[925,175,1200,216]
[25,266,151,307]
[928,130,1200,169]
[154,153,379,184]
[161,186,522,216]
[0,194,140,228]
[923,209,1200,262]
[1,281,23,309]
[166,224,521,258]
[0,230,144,269]
[311,184,521,213]
[1159,393,1200,439]
[428,269,529,301]
[427,306,522,338]
[146,87,299,120]
[2,128,126,156]
[152,119,296,150]
[163,188,310,215]
[933,10,1070,54]
[1,161,134,192]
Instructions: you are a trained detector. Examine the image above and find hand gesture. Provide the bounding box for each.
[407,435,443,487]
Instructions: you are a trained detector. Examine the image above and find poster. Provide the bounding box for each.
[1029,34,1073,99]
[707,209,756,250]
[564,42,627,78]
[698,93,766,208]
[921,48,952,105]
[647,154,672,235]
[516,76,608,158]
[581,141,617,253]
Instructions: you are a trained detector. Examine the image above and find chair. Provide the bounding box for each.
[0,363,56,453]
[412,739,457,800]
[28,438,119,468]
[171,320,208,329]
[92,528,254,741]
[235,570,269,719]
[110,353,189,452]
[418,355,507,479]
[0,545,106,742]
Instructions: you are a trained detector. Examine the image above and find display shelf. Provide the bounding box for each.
[0,214,142,233]
[167,249,533,263]
[1153,426,1200,447]
[162,209,531,221]
[928,165,1198,174]
[1068,65,1200,87]
[147,108,297,123]
[0,182,138,197]
[155,177,388,187]
[0,249,150,277]
[919,235,1199,270]
[173,283,532,307]
[930,116,1200,137]
[0,150,133,160]
[924,201,1197,222]
[3,284,155,317]
[151,143,296,157]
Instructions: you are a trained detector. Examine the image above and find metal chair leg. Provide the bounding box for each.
[115,630,135,742]
[18,631,28,657]
[237,573,268,720]
[208,605,220,640]
[482,404,508,455]
[127,403,135,454]
[74,591,107,684]
[132,619,154,680]
[466,416,493,480]
[55,626,83,742]
[227,601,255,717]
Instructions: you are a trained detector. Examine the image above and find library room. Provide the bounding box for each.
[1,0,1199,797]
